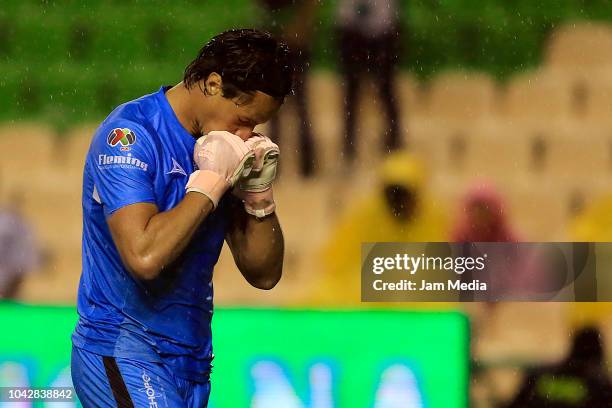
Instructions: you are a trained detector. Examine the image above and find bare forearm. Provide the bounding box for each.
[110,193,213,279]
[140,193,213,269]
[241,214,284,269]
[228,207,284,289]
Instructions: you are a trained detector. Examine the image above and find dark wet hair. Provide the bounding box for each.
[184,28,294,101]
[567,326,604,365]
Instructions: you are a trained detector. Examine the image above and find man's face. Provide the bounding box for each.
[468,202,496,231]
[197,75,282,140]
[384,184,418,222]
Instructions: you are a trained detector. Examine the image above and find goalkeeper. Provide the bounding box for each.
[71,29,291,407]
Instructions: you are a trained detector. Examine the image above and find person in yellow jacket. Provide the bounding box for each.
[567,194,612,328]
[570,194,612,241]
[318,151,448,305]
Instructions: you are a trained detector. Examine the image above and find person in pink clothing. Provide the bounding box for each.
[451,181,542,302]
[452,182,518,244]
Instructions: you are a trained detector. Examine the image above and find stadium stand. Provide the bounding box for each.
[545,22,612,70]
[426,72,499,121]
[501,70,574,120]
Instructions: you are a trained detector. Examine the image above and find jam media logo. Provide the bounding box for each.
[107,128,136,151]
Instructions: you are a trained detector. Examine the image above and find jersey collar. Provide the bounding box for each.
[157,86,197,150]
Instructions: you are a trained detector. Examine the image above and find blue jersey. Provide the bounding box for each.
[72,86,228,382]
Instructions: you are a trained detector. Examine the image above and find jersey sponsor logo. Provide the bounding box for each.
[107,128,136,151]
[98,153,149,171]
[166,157,187,177]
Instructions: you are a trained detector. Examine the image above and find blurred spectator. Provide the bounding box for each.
[566,195,612,330]
[506,326,612,407]
[452,183,517,303]
[451,183,549,301]
[0,190,42,299]
[319,151,447,304]
[452,182,518,243]
[570,194,612,241]
[258,0,319,177]
[336,0,402,163]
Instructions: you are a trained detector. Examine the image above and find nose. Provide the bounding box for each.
[234,127,254,141]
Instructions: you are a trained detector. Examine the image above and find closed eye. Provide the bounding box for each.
[239,117,255,126]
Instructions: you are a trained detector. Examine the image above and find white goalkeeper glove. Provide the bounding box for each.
[233,133,279,218]
[187,131,255,208]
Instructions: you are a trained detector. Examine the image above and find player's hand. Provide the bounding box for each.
[186,131,255,208]
[233,133,279,218]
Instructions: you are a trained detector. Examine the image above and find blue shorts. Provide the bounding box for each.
[71,346,211,408]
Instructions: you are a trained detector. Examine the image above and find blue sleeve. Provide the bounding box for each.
[89,121,158,217]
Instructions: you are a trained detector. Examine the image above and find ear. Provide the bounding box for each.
[203,72,223,96]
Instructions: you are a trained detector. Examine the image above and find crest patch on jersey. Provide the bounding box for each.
[107,128,136,151]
